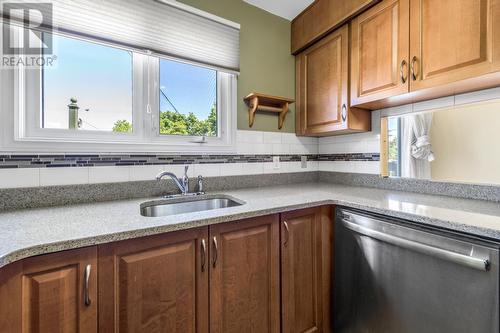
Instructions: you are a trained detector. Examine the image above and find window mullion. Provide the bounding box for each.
[147,55,160,140]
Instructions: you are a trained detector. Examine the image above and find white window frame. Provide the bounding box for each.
[0,27,237,153]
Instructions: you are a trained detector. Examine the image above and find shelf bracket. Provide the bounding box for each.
[248,96,259,128]
[244,93,295,130]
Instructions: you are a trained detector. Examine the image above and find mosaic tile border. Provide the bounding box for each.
[0,153,380,169]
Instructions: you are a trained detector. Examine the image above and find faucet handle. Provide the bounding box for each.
[197,175,204,194]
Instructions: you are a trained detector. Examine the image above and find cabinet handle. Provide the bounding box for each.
[341,104,347,122]
[400,59,408,84]
[212,236,218,268]
[410,56,418,81]
[283,221,290,246]
[84,264,91,307]
[201,239,207,272]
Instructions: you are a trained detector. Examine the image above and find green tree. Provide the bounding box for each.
[388,136,398,162]
[112,120,132,133]
[159,104,217,136]
[206,104,217,136]
[159,110,188,135]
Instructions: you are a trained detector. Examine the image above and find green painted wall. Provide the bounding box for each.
[179,0,296,132]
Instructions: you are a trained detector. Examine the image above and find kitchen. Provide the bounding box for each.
[1,0,500,332]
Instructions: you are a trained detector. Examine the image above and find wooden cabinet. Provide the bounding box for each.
[209,215,280,333]
[280,206,334,333]
[296,24,371,136]
[0,247,98,333]
[350,0,500,109]
[291,0,379,54]
[351,0,410,107]
[98,228,209,333]
[0,209,333,333]
[99,215,281,333]
[409,0,500,91]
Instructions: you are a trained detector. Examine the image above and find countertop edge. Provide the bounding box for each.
[1,195,498,269]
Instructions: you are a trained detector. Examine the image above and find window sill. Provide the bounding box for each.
[1,136,237,154]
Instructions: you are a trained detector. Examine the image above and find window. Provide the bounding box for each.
[1,28,236,153]
[159,58,217,137]
[42,34,134,132]
[387,117,401,177]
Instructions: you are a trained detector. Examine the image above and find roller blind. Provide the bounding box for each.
[0,0,240,72]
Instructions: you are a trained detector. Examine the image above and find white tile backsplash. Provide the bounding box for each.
[161,165,196,178]
[286,161,318,173]
[290,143,317,154]
[241,162,265,175]
[282,133,318,145]
[193,164,220,177]
[412,96,455,112]
[39,167,89,186]
[263,161,283,174]
[129,165,167,181]
[89,166,130,184]
[380,104,413,117]
[272,143,290,154]
[0,168,39,189]
[454,87,500,105]
[318,161,380,174]
[262,132,282,144]
[219,163,246,176]
[236,130,264,144]
[236,130,318,155]
[0,130,322,189]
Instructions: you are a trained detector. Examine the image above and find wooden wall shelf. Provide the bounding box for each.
[244,93,295,129]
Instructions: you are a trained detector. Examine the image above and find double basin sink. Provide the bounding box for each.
[140,194,244,217]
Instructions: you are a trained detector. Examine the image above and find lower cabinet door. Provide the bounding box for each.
[209,215,280,333]
[98,227,209,333]
[281,206,334,333]
[0,246,98,333]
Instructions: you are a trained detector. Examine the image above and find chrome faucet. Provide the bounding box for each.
[156,165,190,195]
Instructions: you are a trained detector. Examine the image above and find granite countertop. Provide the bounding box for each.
[1,182,500,268]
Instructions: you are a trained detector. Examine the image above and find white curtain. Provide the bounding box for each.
[400,113,435,179]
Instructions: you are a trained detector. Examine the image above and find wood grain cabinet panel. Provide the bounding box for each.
[281,206,334,333]
[0,211,335,333]
[291,0,380,54]
[351,0,410,106]
[209,215,280,333]
[296,25,371,136]
[0,247,98,333]
[409,0,500,91]
[98,228,209,333]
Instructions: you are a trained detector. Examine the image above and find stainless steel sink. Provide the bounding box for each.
[140,195,244,217]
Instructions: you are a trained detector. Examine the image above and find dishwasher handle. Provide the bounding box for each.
[341,218,490,272]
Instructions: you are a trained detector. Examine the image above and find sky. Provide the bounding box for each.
[159,58,217,120]
[43,33,216,131]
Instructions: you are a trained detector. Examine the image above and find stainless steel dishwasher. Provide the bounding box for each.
[334,208,500,333]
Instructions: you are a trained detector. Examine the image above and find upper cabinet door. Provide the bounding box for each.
[98,228,209,333]
[291,0,380,54]
[351,0,410,107]
[409,0,500,91]
[296,25,349,135]
[209,215,280,333]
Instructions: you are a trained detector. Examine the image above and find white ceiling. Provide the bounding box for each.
[244,0,314,21]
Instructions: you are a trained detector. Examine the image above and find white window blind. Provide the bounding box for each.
[0,0,240,72]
